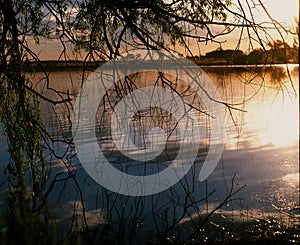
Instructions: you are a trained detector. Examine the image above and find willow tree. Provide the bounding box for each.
[0,0,296,244]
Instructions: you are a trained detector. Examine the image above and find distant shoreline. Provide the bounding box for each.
[23,60,299,72]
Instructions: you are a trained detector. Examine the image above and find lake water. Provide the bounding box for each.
[0,64,298,242]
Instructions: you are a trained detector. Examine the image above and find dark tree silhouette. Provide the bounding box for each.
[0,0,297,244]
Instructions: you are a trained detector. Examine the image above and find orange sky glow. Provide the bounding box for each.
[29,0,299,60]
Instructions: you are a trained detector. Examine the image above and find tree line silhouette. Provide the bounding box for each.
[188,40,299,65]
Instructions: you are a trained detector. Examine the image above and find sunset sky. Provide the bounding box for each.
[30,0,299,60]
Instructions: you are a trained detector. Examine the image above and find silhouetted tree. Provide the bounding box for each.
[247,48,267,64]
[0,0,297,244]
[267,40,294,63]
[205,48,246,64]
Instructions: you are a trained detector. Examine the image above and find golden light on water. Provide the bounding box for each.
[283,172,300,187]
[255,89,299,147]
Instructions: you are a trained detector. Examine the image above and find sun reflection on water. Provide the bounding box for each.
[254,89,299,147]
[240,80,299,147]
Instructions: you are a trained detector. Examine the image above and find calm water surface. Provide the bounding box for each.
[0,64,298,239]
